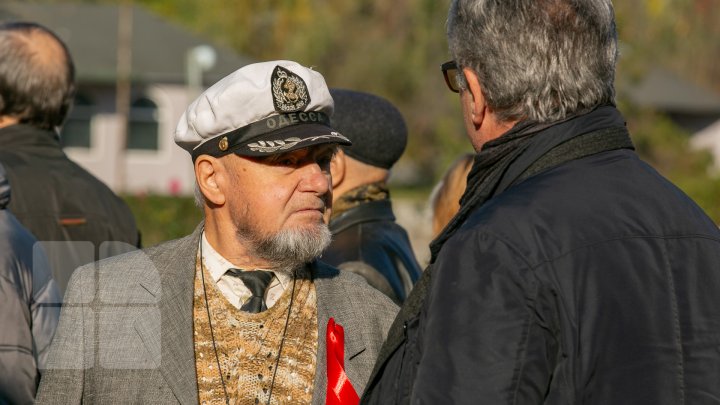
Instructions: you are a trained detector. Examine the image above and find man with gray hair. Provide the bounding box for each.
[362,0,720,403]
[37,60,397,405]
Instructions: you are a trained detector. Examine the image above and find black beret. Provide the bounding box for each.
[329,88,408,169]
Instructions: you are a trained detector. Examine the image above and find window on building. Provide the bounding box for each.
[61,93,94,148]
[127,97,159,150]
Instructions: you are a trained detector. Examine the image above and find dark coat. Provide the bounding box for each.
[0,162,61,405]
[0,124,140,294]
[324,199,422,303]
[362,109,720,404]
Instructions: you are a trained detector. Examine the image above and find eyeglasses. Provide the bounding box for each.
[441,60,462,93]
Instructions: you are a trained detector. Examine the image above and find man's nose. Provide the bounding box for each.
[299,163,330,194]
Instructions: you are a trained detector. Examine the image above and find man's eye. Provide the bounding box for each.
[265,153,294,165]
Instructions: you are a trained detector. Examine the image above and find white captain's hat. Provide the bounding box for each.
[175,60,351,160]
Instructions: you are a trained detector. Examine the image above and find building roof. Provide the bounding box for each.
[621,68,720,114]
[0,2,253,85]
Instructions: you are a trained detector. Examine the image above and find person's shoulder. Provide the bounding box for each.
[57,232,196,307]
[314,259,374,288]
[0,211,38,276]
[313,260,399,314]
[141,232,198,254]
[0,209,37,249]
[67,232,198,289]
[97,232,196,267]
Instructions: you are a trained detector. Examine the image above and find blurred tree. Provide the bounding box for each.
[615,0,720,93]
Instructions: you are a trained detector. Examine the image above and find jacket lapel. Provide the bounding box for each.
[134,225,203,405]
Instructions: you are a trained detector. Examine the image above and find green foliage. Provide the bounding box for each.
[123,194,203,248]
[614,0,720,93]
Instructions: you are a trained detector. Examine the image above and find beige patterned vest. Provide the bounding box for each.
[193,258,318,405]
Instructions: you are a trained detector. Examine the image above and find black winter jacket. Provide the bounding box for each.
[362,107,720,404]
[324,199,422,303]
[0,124,140,294]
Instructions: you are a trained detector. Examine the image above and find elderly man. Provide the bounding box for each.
[37,61,397,405]
[0,22,139,294]
[363,0,720,403]
[323,89,422,303]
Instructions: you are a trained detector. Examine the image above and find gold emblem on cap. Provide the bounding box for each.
[218,136,229,151]
[271,65,310,113]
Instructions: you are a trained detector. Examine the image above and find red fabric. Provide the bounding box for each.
[326,317,359,405]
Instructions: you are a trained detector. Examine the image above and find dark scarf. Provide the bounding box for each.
[361,105,634,397]
[429,105,633,262]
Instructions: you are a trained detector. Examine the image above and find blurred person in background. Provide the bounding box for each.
[37,61,396,405]
[0,162,60,405]
[323,89,422,304]
[0,21,139,295]
[428,152,474,238]
[362,0,720,403]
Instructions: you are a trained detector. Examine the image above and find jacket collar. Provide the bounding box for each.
[430,105,629,263]
[330,182,389,219]
[493,105,628,195]
[0,124,61,148]
[328,199,395,234]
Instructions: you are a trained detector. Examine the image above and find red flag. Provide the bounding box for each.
[326,317,360,405]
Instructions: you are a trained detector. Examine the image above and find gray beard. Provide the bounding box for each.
[238,224,332,275]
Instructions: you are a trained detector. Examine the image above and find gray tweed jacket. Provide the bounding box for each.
[35,224,398,404]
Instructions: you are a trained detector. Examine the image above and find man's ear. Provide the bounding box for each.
[195,155,226,206]
[330,148,346,188]
[463,67,486,126]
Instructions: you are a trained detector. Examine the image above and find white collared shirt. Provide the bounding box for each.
[201,233,290,310]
